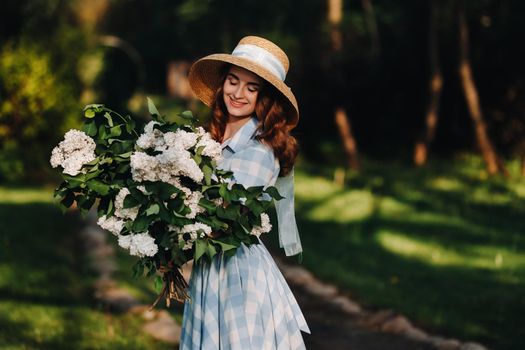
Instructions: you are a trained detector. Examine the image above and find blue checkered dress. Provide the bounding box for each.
[180,117,310,349]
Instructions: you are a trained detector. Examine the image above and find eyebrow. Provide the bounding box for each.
[227,73,260,86]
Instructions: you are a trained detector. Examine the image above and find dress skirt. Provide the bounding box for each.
[179,241,310,349]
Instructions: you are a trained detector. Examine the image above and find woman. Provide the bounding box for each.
[181,36,310,349]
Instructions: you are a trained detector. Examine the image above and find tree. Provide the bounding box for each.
[328,0,360,170]
[413,0,443,166]
[457,0,506,175]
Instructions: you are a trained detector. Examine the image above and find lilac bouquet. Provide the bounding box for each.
[51,98,282,306]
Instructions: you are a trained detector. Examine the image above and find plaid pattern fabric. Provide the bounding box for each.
[219,117,280,188]
[180,117,310,349]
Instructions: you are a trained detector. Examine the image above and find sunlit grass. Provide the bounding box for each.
[0,187,55,204]
[376,230,525,270]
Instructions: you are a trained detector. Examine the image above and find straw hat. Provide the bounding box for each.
[188,36,299,126]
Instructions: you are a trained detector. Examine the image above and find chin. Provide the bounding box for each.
[227,108,253,119]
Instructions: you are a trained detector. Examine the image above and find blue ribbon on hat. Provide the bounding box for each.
[274,167,303,257]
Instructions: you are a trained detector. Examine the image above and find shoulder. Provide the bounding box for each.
[234,140,278,168]
[228,140,280,187]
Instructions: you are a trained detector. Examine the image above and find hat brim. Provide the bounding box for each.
[188,54,299,127]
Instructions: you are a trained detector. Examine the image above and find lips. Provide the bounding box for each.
[229,96,246,108]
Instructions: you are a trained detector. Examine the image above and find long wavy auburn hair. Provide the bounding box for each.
[207,66,299,177]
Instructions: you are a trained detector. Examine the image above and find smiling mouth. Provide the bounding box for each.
[229,97,246,108]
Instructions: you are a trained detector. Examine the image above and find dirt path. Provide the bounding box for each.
[293,282,436,350]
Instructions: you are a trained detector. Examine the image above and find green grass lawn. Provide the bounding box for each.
[266,155,524,350]
[0,187,175,350]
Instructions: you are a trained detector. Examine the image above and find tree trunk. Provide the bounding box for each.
[361,0,381,57]
[414,0,443,166]
[328,0,360,170]
[457,0,504,176]
[335,107,360,169]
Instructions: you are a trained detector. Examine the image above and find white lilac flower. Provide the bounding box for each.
[128,232,159,257]
[164,129,198,150]
[97,215,125,236]
[184,191,205,219]
[158,148,204,183]
[195,126,206,137]
[137,185,149,194]
[114,188,139,220]
[137,121,165,150]
[118,232,158,257]
[130,151,160,182]
[250,213,272,237]
[170,222,212,250]
[50,129,96,176]
[178,231,198,250]
[118,234,132,250]
[196,132,222,160]
[169,222,212,236]
[176,156,204,182]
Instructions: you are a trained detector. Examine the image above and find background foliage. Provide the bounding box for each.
[2,0,525,182]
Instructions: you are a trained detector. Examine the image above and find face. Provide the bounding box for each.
[222,65,262,119]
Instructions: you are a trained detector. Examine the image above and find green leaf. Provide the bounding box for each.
[132,214,153,232]
[193,153,202,165]
[154,276,164,293]
[98,124,108,139]
[211,239,238,252]
[77,194,96,211]
[147,97,163,121]
[116,151,133,159]
[198,198,217,212]
[132,260,145,277]
[219,183,232,202]
[129,188,149,204]
[206,243,217,259]
[86,180,111,195]
[217,204,240,220]
[103,112,114,127]
[123,194,140,208]
[180,110,194,119]
[246,200,265,217]
[84,109,95,118]
[265,186,284,200]
[194,239,207,261]
[126,119,136,134]
[109,125,122,138]
[203,164,212,186]
[145,203,160,216]
[83,121,98,136]
[84,103,104,111]
[145,182,180,200]
[63,174,85,188]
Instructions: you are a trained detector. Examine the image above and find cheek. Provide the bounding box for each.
[247,93,258,108]
[222,83,232,96]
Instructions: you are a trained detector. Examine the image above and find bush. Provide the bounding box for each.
[0,41,81,182]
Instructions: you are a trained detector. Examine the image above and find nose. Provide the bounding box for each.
[233,85,244,99]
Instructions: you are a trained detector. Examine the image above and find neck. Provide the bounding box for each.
[222,114,253,142]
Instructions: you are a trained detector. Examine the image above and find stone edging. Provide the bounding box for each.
[274,257,490,350]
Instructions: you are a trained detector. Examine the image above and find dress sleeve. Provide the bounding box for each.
[228,143,279,188]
